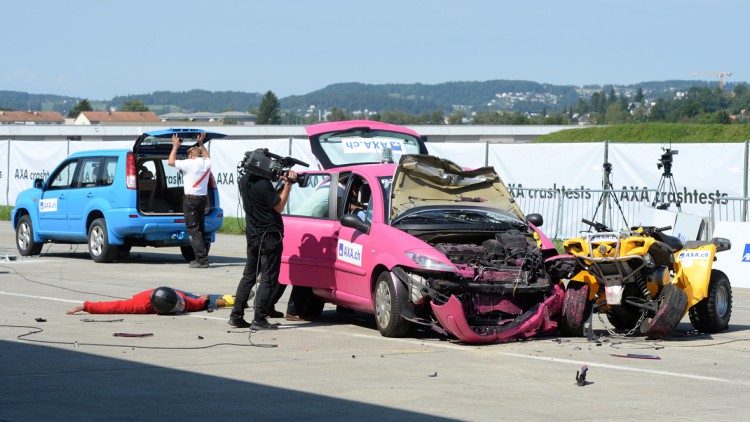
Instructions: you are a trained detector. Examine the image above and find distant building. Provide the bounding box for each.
[75,111,161,125]
[0,110,65,125]
[158,111,256,125]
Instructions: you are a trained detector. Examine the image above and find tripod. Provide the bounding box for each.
[651,149,682,212]
[591,162,628,229]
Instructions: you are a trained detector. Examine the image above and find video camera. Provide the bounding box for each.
[656,148,678,174]
[239,148,310,184]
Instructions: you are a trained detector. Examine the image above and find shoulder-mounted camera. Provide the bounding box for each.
[239,148,309,183]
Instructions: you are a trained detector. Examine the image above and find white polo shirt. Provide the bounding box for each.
[175,157,212,196]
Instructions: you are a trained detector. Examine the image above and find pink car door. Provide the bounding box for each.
[280,173,338,290]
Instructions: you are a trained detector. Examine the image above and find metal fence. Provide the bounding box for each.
[510,187,660,239]
[706,196,750,240]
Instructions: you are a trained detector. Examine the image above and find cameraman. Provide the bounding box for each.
[228,151,296,330]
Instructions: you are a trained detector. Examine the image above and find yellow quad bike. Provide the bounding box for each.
[559,218,732,339]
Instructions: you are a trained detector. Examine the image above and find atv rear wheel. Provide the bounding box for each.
[688,270,732,333]
[559,281,592,336]
[606,306,642,330]
[640,284,688,339]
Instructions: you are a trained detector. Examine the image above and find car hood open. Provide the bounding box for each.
[390,154,526,223]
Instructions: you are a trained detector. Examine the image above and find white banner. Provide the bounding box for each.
[609,143,744,215]
[488,142,605,188]
[0,140,8,206]
[426,142,488,169]
[711,222,750,288]
[210,138,315,218]
[8,141,69,206]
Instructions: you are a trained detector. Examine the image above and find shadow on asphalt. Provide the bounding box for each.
[0,334,457,421]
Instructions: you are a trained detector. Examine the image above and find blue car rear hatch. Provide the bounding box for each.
[133,128,227,156]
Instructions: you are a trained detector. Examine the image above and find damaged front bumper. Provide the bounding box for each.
[431,284,564,343]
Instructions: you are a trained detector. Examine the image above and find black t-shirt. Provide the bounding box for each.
[239,173,283,242]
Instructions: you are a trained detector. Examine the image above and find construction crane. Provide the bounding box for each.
[691,72,733,91]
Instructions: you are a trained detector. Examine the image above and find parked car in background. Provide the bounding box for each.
[11,128,224,263]
[279,120,566,343]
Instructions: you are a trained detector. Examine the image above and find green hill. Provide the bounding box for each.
[534,123,750,143]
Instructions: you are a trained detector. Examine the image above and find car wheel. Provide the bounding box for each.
[299,292,325,321]
[88,218,118,263]
[559,281,592,336]
[180,242,211,262]
[689,270,732,333]
[16,215,43,256]
[374,271,410,337]
[640,283,688,339]
[117,245,132,259]
[180,246,195,262]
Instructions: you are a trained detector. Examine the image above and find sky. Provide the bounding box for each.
[4,0,747,100]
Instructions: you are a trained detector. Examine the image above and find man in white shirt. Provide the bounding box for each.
[168,132,212,268]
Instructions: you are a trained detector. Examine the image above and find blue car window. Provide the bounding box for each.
[78,158,102,187]
[102,157,117,186]
[48,160,78,190]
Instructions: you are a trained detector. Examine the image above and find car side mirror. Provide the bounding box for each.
[33,178,44,189]
[526,213,543,227]
[341,213,370,234]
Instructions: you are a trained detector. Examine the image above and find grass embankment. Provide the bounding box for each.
[535,123,750,143]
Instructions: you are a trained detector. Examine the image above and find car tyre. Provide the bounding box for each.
[16,215,43,256]
[374,271,410,337]
[689,270,732,333]
[640,283,688,339]
[559,281,592,336]
[180,242,211,262]
[88,218,118,263]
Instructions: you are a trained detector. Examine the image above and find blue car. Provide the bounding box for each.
[11,128,225,263]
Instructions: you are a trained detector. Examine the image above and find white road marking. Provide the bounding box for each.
[0,291,81,304]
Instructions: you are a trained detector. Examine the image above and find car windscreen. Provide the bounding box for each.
[314,129,423,168]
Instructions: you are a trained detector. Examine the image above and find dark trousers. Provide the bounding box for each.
[232,232,284,322]
[184,195,208,264]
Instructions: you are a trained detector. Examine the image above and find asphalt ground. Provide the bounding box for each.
[1,222,750,421]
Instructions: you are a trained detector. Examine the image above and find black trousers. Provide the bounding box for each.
[184,195,209,264]
[231,232,286,322]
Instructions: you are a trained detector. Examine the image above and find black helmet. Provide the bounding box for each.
[150,287,185,314]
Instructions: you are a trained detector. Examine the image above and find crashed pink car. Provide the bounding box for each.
[279,120,564,343]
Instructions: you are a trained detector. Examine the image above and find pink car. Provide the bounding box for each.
[279,120,565,343]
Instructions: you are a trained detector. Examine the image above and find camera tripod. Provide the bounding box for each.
[651,149,682,212]
[591,162,629,229]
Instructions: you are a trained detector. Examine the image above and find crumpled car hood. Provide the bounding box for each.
[390,154,526,223]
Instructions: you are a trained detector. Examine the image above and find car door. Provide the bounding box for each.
[66,156,108,234]
[37,159,79,235]
[280,172,339,292]
[333,174,377,303]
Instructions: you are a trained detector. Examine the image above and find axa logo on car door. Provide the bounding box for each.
[337,239,362,266]
[39,198,57,212]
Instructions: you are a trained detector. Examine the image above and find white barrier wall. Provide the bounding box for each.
[1,141,8,206]
[3,140,747,225]
[711,222,750,288]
